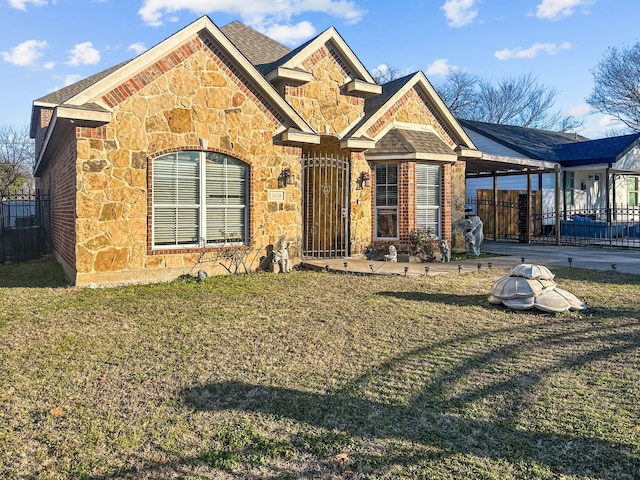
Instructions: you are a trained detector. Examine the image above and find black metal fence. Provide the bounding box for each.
[0,193,50,263]
[531,206,640,248]
[466,197,640,248]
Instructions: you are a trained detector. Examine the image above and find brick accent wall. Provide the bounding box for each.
[369,160,453,245]
[35,108,53,160]
[38,129,77,277]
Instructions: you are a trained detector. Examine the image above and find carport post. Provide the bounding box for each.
[493,175,498,240]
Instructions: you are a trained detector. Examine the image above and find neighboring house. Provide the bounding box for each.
[30,16,479,286]
[461,119,640,229]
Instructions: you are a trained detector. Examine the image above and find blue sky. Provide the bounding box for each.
[0,0,638,139]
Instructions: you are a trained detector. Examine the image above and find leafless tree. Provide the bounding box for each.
[371,64,402,84]
[587,42,640,132]
[436,72,581,132]
[0,125,35,196]
[435,70,481,121]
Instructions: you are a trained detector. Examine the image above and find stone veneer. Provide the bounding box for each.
[36,30,470,285]
[285,44,365,136]
[72,38,304,286]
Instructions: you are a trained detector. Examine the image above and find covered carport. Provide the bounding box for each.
[464,153,560,244]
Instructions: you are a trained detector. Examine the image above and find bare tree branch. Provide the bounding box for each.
[436,73,581,132]
[0,125,35,196]
[587,43,640,132]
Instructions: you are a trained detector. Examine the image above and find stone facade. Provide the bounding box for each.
[286,44,365,136]
[69,42,305,285]
[33,19,475,286]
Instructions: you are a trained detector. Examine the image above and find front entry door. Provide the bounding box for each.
[302,154,350,258]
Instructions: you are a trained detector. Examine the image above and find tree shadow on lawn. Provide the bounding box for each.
[377,291,490,307]
[177,319,640,479]
[87,317,640,479]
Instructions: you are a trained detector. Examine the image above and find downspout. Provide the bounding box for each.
[606,165,611,246]
[555,164,561,245]
[526,172,532,243]
[611,172,617,220]
[562,170,567,220]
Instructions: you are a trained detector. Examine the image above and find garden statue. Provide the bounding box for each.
[454,215,483,256]
[440,240,451,262]
[488,264,587,313]
[385,245,397,262]
[272,237,291,273]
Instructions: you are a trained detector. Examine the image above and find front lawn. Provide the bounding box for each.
[0,259,638,479]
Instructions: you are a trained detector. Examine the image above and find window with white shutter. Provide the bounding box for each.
[375,163,398,239]
[416,163,441,238]
[152,151,248,248]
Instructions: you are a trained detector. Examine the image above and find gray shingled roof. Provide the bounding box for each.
[35,21,286,107]
[554,132,640,166]
[460,118,640,167]
[34,60,131,106]
[220,21,291,67]
[458,118,588,161]
[368,128,454,156]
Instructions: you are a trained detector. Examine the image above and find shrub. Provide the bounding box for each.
[409,228,437,262]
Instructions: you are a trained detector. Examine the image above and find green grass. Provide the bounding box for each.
[0,259,639,479]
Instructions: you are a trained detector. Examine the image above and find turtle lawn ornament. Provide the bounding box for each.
[488,264,587,313]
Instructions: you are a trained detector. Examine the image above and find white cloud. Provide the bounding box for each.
[7,0,47,10]
[66,42,101,66]
[535,0,595,21]
[580,113,627,139]
[128,42,148,55]
[137,0,365,37]
[441,0,478,27]
[567,103,593,117]
[426,58,458,76]
[42,60,55,70]
[1,39,48,67]
[372,64,391,79]
[263,21,316,45]
[494,42,571,60]
[64,74,82,86]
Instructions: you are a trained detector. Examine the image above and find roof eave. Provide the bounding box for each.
[281,129,321,145]
[340,137,376,150]
[455,146,482,159]
[365,152,458,162]
[265,67,314,86]
[34,106,111,177]
[345,79,382,98]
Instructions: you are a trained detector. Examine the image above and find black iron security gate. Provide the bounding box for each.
[0,193,50,263]
[302,154,350,258]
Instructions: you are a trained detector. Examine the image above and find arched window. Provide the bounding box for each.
[152,151,248,248]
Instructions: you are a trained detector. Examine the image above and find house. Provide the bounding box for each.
[30,16,479,286]
[461,119,640,241]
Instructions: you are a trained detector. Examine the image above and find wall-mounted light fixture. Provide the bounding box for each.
[279,167,294,188]
[357,171,371,189]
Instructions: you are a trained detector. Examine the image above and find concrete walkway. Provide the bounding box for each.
[301,241,640,276]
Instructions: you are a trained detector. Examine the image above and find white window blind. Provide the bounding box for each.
[416,163,441,237]
[152,151,248,248]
